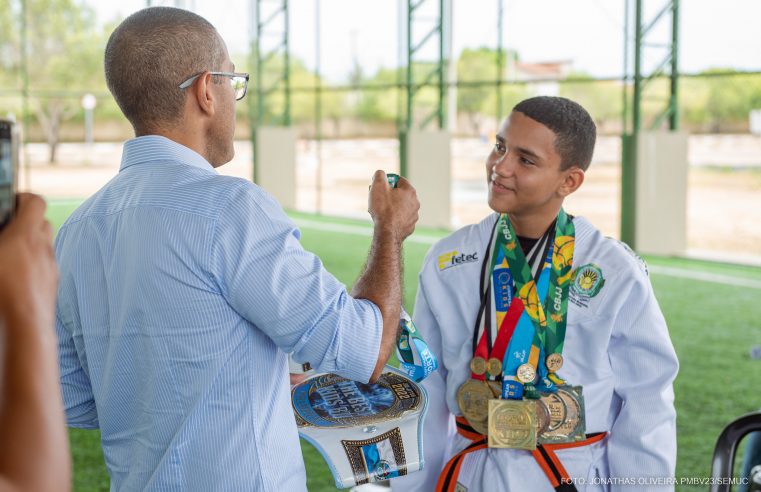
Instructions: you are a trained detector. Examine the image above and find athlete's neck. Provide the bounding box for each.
[507,208,561,239]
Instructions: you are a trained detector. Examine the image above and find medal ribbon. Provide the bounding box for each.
[472,216,554,399]
[469,297,524,382]
[395,308,438,382]
[496,210,575,389]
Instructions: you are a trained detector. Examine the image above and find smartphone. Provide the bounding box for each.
[0,119,15,231]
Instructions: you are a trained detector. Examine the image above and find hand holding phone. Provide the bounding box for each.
[0,119,16,231]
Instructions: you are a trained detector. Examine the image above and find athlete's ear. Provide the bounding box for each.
[558,166,585,198]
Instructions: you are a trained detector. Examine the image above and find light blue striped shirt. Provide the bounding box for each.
[55,135,382,491]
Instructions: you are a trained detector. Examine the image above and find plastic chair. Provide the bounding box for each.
[710,412,761,492]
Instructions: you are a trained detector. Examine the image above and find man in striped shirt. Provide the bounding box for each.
[54,7,419,491]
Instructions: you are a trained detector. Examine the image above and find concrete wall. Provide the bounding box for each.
[634,130,688,256]
[405,130,452,229]
[255,126,297,210]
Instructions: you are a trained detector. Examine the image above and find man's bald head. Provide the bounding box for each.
[104,7,227,134]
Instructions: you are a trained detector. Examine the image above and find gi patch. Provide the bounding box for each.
[569,263,605,308]
[454,483,468,492]
[437,250,479,271]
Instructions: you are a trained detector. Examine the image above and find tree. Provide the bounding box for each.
[354,67,402,124]
[243,51,348,133]
[0,0,108,163]
[701,69,761,132]
[559,72,622,129]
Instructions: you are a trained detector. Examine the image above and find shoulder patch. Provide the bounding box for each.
[437,250,479,271]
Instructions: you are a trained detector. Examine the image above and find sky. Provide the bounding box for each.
[91,0,761,84]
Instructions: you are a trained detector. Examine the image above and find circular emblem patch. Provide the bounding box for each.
[571,264,605,298]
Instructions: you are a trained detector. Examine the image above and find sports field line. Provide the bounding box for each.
[293,218,445,245]
[293,218,761,290]
[646,265,761,289]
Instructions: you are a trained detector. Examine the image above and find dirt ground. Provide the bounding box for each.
[17,135,761,262]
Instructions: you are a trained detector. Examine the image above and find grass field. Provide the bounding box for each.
[45,200,761,492]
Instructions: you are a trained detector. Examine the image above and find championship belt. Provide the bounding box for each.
[291,368,428,489]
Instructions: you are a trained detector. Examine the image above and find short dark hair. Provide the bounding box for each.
[104,7,226,134]
[512,96,597,171]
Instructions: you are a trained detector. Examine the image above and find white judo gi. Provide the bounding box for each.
[392,213,678,492]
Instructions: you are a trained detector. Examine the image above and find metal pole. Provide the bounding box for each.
[284,0,291,126]
[446,0,457,133]
[401,0,413,177]
[632,0,642,133]
[20,0,30,189]
[438,0,445,129]
[397,0,404,133]
[252,0,262,183]
[497,0,504,124]
[669,0,679,130]
[620,0,642,247]
[315,0,323,213]
[622,0,629,135]
[406,0,413,133]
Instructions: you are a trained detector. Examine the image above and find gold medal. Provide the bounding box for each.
[456,379,493,435]
[516,363,536,384]
[487,357,502,376]
[546,353,564,372]
[487,399,537,450]
[470,357,487,376]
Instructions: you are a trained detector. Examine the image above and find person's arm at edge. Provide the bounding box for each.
[350,170,419,382]
[0,194,71,492]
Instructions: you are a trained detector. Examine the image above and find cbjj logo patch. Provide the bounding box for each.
[438,250,478,271]
[569,263,605,308]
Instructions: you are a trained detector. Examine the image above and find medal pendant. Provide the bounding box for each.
[470,357,487,376]
[487,399,537,450]
[456,379,492,435]
[538,385,586,444]
[487,357,502,376]
[516,363,536,384]
[546,353,564,372]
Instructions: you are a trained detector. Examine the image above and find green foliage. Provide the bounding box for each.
[245,52,348,126]
[457,47,501,116]
[354,67,402,124]
[0,0,110,160]
[559,72,622,124]
[702,71,761,131]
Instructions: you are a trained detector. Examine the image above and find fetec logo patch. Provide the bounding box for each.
[438,250,479,271]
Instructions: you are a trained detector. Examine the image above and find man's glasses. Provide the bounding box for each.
[179,72,249,101]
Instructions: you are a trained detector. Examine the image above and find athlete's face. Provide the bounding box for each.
[486,111,577,218]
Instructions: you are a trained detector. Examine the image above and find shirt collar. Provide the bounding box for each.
[120,135,216,173]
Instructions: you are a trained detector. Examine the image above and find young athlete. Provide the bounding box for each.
[391,96,678,492]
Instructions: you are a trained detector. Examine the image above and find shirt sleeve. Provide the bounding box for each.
[390,268,455,491]
[607,270,679,490]
[56,309,99,429]
[209,181,382,383]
